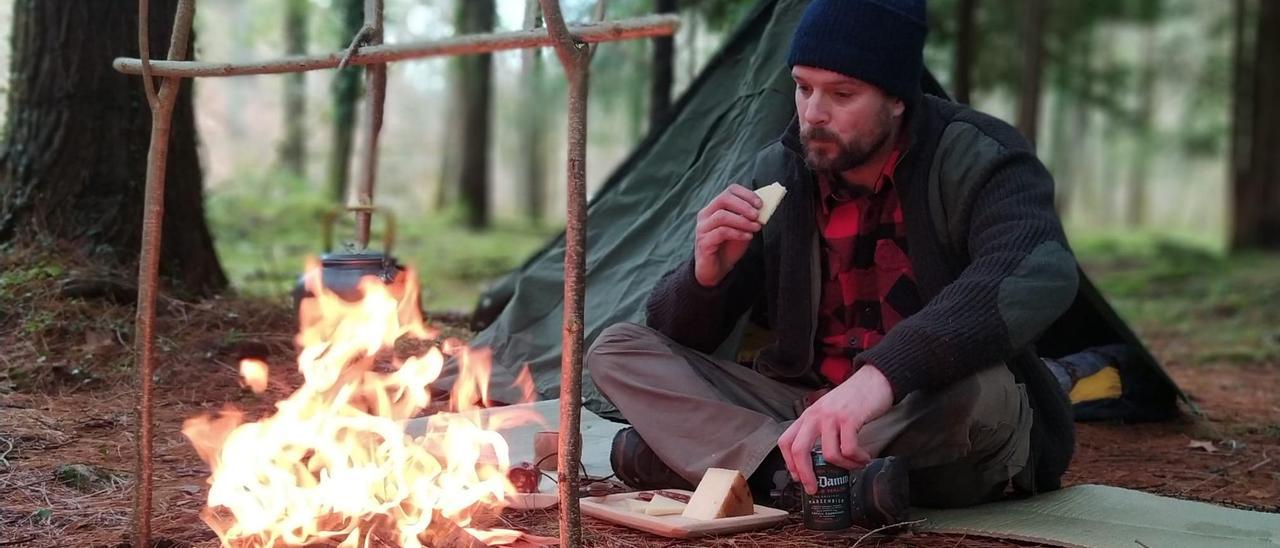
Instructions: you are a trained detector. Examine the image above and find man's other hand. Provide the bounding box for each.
[693,184,763,288]
[777,365,894,495]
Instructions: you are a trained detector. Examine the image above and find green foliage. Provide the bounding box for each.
[0,262,63,299]
[1077,235,1280,366]
[926,0,1238,200]
[29,508,52,525]
[680,0,755,31]
[21,310,54,336]
[55,463,128,492]
[207,170,557,310]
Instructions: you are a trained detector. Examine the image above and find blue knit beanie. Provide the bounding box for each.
[787,0,928,101]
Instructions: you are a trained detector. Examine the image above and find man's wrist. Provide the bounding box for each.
[847,362,894,421]
[693,260,725,289]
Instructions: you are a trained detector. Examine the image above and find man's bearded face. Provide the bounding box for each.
[793,66,901,173]
[800,108,893,172]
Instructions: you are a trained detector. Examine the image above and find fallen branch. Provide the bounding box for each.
[850,518,927,548]
[1246,449,1271,472]
[1179,459,1245,496]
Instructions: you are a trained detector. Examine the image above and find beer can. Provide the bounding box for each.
[802,444,852,530]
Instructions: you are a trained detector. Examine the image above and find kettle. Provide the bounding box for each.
[291,208,406,309]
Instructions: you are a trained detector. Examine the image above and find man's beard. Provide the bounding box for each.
[800,110,893,173]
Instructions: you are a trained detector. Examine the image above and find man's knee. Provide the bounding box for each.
[928,366,1033,497]
[878,365,1027,467]
[893,367,1031,508]
[590,322,660,352]
[587,322,667,386]
[930,365,1023,440]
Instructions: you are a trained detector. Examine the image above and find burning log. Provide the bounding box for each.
[418,515,490,548]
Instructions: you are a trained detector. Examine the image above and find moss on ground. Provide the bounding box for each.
[1073,233,1280,366]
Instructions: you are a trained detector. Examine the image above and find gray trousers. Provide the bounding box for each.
[586,322,1033,508]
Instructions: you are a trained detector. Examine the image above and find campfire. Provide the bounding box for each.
[182,261,537,547]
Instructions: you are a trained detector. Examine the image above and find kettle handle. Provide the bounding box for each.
[321,206,397,254]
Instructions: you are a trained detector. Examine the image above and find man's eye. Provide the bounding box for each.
[834,91,854,99]
[798,85,812,94]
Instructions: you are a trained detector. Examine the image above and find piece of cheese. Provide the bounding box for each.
[754,182,788,224]
[681,468,754,520]
[621,498,650,513]
[644,494,687,516]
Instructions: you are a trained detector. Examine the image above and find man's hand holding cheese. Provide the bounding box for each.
[693,184,763,288]
[588,0,1085,531]
[693,183,789,288]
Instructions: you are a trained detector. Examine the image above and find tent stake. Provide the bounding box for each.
[132,0,196,546]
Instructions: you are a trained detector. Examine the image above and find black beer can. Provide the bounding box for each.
[802,444,852,530]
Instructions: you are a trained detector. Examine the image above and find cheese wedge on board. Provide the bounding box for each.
[643,494,687,516]
[622,498,650,513]
[681,468,754,520]
[754,182,788,224]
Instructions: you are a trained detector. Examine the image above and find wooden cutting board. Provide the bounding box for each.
[580,490,790,539]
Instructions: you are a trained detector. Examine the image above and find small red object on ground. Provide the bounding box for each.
[509,462,540,493]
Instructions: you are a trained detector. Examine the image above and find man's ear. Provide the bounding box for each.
[891,97,905,119]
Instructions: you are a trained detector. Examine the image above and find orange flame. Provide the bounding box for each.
[239,359,269,394]
[183,261,535,547]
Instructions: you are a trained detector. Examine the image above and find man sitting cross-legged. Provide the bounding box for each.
[587,0,1080,528]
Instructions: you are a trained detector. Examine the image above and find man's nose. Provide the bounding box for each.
[802,95,829,127]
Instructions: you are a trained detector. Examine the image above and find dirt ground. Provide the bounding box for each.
[1,249,1277,547]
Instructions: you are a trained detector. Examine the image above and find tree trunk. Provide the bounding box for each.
[228,1,251,140]
[1230,0,1250,194]
[0,0,226,297]
[1049,21,1094,219]
[1060,26,1095,219]
[649,0,677,129]
[685,11,699,83]
[1016,0,1046,148]
[1231,0,1280,249]
[451,0,495,230]
[1048,88,1071,217]
[1126,25,1158,229]
[327,0,364,204]
[519,0,548,224]
[952,0,977,104]
[279,0,308,177]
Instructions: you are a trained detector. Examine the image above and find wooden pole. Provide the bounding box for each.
[353,0,384,249]
[133,0,196,546]
[113,15,678,78]
[538,1,596,545]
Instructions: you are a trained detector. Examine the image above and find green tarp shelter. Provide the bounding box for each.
[453,0,1188,422]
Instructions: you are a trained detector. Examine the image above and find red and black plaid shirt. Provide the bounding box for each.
[814,148,924,385]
